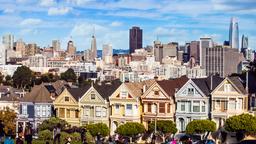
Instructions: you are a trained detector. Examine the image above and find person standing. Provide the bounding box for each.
[24,123,33,144]
[15,136,23,144]
[0,120,5,143]
[80,128,86,143]
[53,123,61,144]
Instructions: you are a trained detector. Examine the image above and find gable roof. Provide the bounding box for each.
[192,75,224,96]
[21,84,52,103]
[227,76,247,94]
[0,86,23,101]
[157,76,189,96]
[67,85,91,101]
[94,80,122,99]
[125,79,155,97]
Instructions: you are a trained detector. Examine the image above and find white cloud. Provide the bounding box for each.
[66,0,93,5]
[40,0,55,7]
[110,21,123,27]
[20,28,39,35]
[48,7,72,16]
[20,18,42,26]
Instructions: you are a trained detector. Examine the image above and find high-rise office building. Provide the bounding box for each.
[91,35,97,60]
[154,41,177,63]
[129,26,142,54]
[205,46,243,77]
[200,37,213,68]
[229,17,239,49]
[2,34,14,50]
[15,39,26,56]
[241,35,248,58]
[0,44,6,65]
[190,41,200,64]
[26,43,37,56]
[102,44,113,64]
[67,40,76,56]
[52,40,61,51]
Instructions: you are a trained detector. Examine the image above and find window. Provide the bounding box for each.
[148,103,151,112]
[237,98,243,110]
[126,104,132,116]
[188,101,191,112]
[66,109,70,118]
[59,108,65,118]
[193,101,200,112]
[22,105,27,115]
[167,104,170,113]
[91,92,95,100]
[84,106,90,116]
[64,97,69,102]
[159,103,165,113]
[96,106,101,117]
[36,106,40,116]
[188,88,194,95]
[102,107,107,117]
[154,91,159,95]
[215,100,221,110]
[115,104,120,114]
[120,91,128,98]
[152,104,157,114]
[180,101,185,111]
[42,106,46,116]
[202,102,206,112]
[229,98,236,110]
[224,84,231,92]
[75,110,79,118]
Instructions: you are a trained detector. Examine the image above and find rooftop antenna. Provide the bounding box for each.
[92,25,95,37]
[156,35,159,41]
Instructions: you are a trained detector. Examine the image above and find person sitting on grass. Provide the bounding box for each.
[4,130,14,144]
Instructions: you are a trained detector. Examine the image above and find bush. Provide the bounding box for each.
[116,122,145,137]
[87,123,109,137]
[71,132,81,142]
[186,120,216,134]
[39,117,69,131]
[38,130,52,141]
[148,120,177,135]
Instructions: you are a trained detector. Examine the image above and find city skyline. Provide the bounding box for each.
[0,0,256,51]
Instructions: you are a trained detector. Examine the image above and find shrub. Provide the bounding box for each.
[38,130,52,141]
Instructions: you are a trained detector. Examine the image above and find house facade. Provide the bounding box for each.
[175,79,210,132]
[109,80,154,134]
[53,87,87,126]
[211,76,248,128]
[18,84,54,133]
[79,81,121,126]
[141,76,188,129]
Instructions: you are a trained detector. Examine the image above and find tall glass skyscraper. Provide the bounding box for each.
[229,17,239,49]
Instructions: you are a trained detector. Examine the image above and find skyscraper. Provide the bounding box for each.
[2,34,14,50]
[102,44,113,64]
[190,41,200,64]
[15,39,26,56]
[229,17,239,49]
[200,37,213,68]
[52,40,61,51]
[67,40,76,56]
[129,26,142,54]
[241,35,248,57]
[0,44,6,65]
[91,35,97,60]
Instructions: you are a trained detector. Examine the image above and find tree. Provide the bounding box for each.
[38,117,69,131]
[148,120,177,141]
[186,120,216,139]
[225,114,256,135]
[4,75,12,86]
[60,68,77,83]
[116,122,145,142]
[0,72,4,84]
[0,108,17,135]
[12,66,32,89]
[78,76,91,87]
[86,123,109,137]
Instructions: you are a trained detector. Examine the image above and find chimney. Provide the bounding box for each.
[143,85,147,93]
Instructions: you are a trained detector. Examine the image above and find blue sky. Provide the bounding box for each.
[0,0,255,51]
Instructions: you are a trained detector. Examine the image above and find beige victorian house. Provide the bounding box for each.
[141,76,188,129]
[53,87,88,126]
[211,76,248,128]
[109,80,154,135]
[79,81,121,126]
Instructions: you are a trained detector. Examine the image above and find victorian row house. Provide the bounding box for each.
[16,75,248,134]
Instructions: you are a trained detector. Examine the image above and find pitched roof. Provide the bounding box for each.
[157,76,189,96]
[52,80,68,95]
[125,79,155,97]
[21,84,52,103]
[67,85,91,101]
[0,86,22,101]
[94,79,122,99]
[228,76,247,94]
[192,75,224,95]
